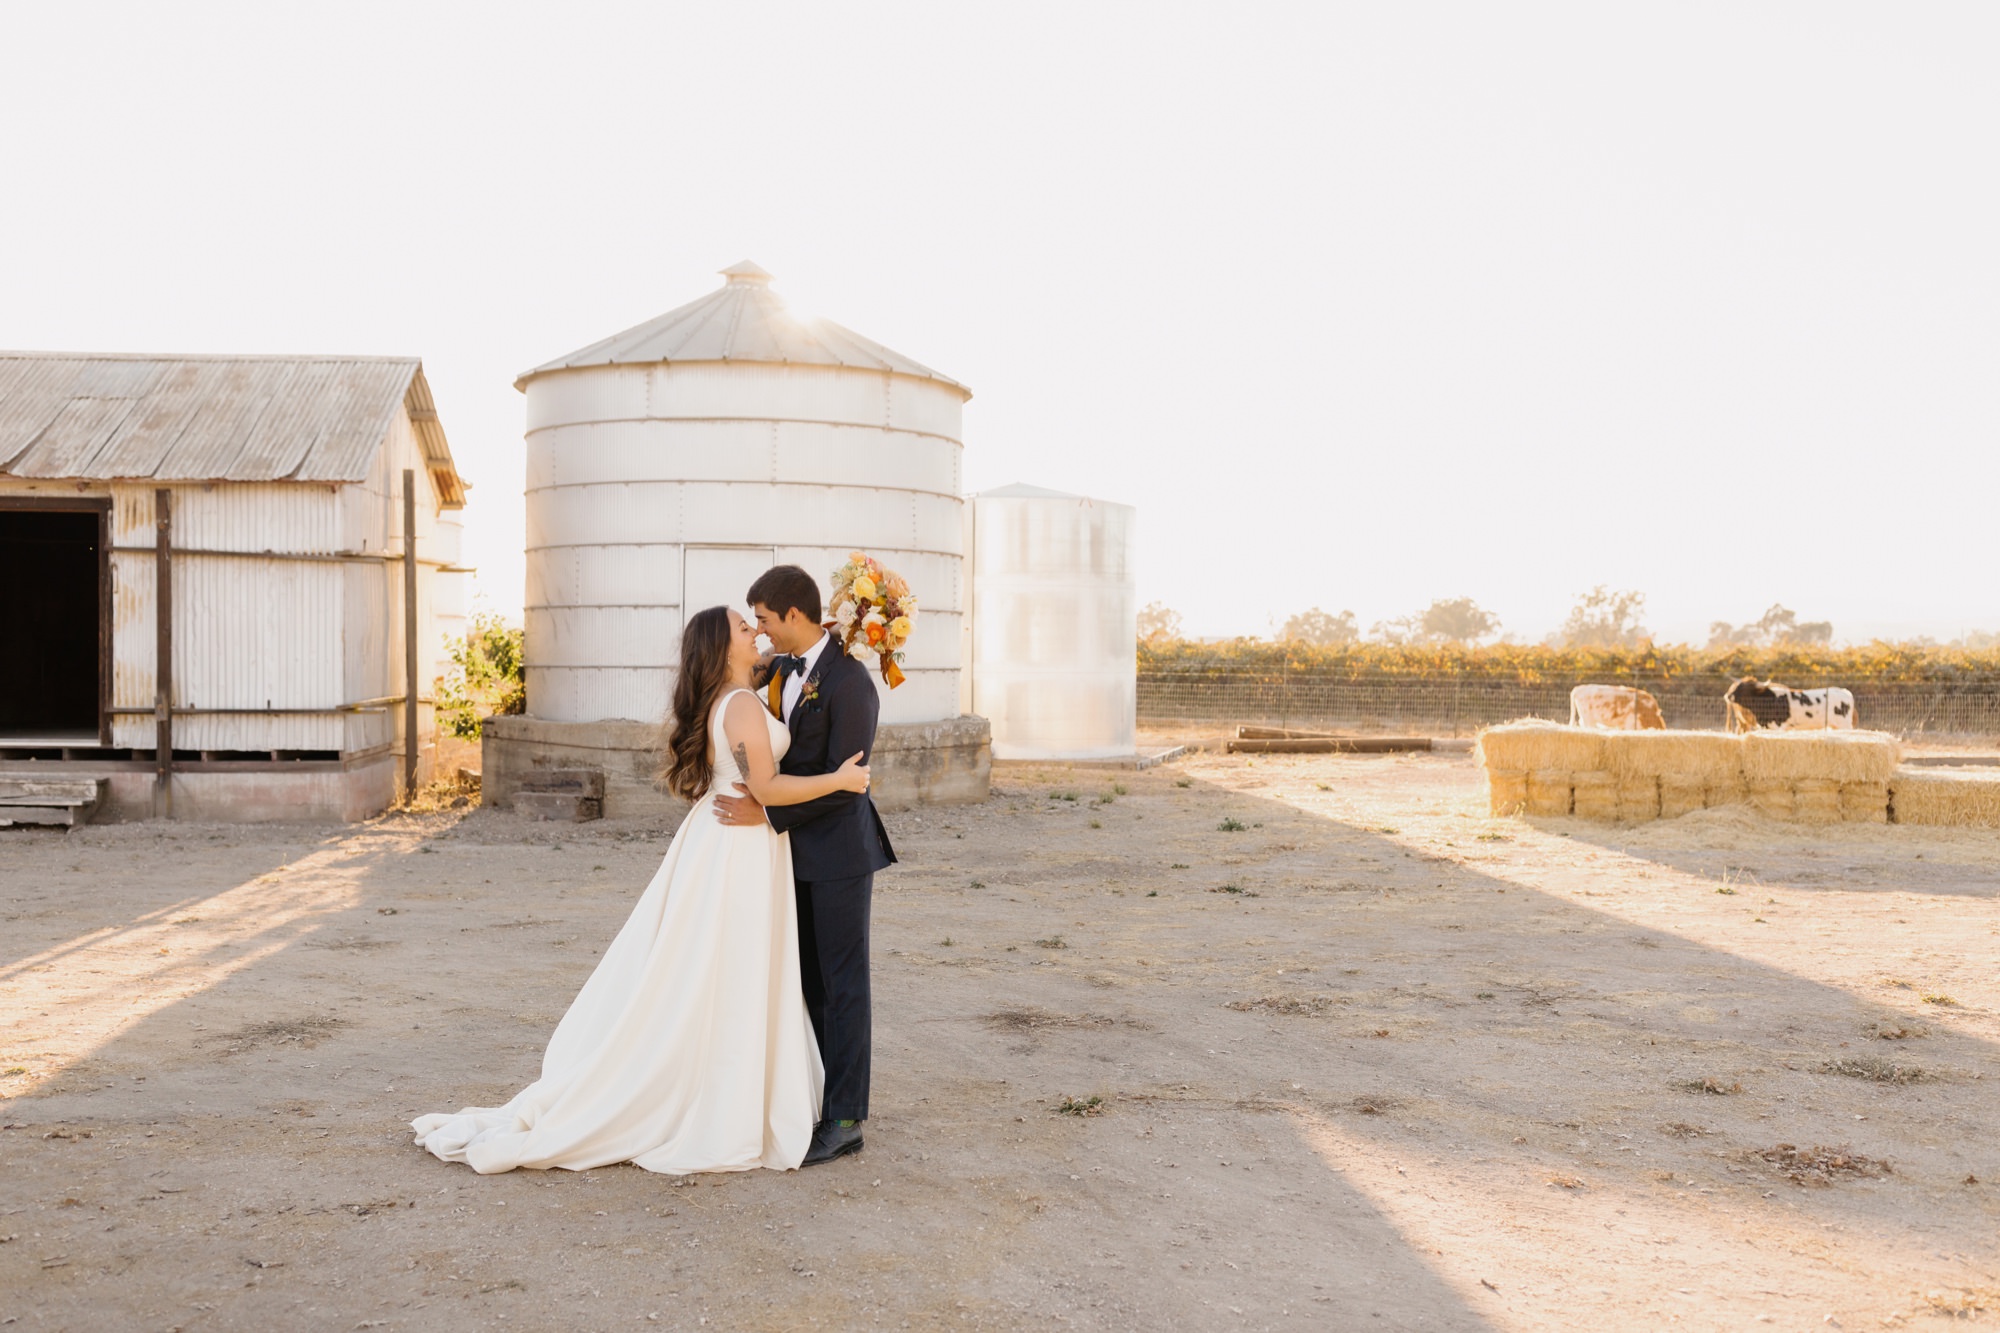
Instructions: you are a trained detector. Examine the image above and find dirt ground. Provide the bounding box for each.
[4,749,1999,1331]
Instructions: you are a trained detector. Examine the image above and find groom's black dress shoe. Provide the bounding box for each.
[802,1120,863,1166]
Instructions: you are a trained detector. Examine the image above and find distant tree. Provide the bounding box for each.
[1279,607,1359,646]
[1708,604,1833,648]
[1553,586,1651,648]
[1955,630,2000,650]
[1137,601,1183,643]
[1372,597,1501,645]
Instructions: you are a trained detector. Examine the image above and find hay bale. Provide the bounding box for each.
[1840,781,1889,824]
[1705,777,1749,808]
[1488,769,1528,817]
[1794,778,1842,824]
[1749,778,1796,820]
[1477,723,1608,777]
[1660,775,1705,819]
[1604,730,1744,786]
[1526,770,1573,817]
[1617,774,1660,822]
[1740,730,1901,786]
[1890,768,2000,829]
[1571,771,1617,821]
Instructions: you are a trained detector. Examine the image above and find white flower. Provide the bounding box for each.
[847,637,873,659]
[835,601,858,628]
[862,609,886,628]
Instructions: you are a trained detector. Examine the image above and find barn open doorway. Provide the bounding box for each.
[0,504,109,744]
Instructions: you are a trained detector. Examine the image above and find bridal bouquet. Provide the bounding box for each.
[829,551,916,688]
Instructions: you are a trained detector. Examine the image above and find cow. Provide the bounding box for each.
[1723,677,1857,732]
[1569,684,1667,730]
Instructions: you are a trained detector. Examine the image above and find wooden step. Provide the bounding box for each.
[0,777,105,828]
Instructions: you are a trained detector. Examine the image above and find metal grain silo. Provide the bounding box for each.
[515,260,971,728]
[967,484,1137,760]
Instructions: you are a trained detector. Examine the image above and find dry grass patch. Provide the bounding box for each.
[1822,1055,1928,1084]
[1226,994,1345,1016]
[1868,1021,1927,1040]
[980,1008,1117,1033]
[1675,1077,1743,1095]
[213,1016,348,1053]
[1054,1095,1106,1118]
[1752,1143,1891,1187]
[1925,1287,2000,1318]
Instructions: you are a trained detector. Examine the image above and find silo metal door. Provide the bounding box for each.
[681,546,775,628]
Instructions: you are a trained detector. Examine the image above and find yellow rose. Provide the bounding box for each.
[889,616,912,641]
[852,575,877,601]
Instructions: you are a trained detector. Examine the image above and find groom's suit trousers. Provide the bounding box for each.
[794,871,871,1122]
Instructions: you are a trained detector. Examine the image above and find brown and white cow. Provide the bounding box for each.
[1723,678,1857,731]
[1569,684,1667,730]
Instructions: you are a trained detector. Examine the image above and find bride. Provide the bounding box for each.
[411,606,870,1175]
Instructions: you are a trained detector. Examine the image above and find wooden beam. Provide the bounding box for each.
[154,488,172,819]
[98,504,112,746]
[402,469,419,800]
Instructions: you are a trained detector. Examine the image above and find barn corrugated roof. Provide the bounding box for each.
[0,352,466,507]
[516,261,970,399]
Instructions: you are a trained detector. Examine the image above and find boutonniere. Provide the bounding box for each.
[797,678,822,710]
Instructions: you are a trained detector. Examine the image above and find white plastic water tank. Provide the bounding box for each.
[967,484,1137,759]
[516,262,971,726]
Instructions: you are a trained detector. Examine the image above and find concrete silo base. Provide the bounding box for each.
[480,714,991,819]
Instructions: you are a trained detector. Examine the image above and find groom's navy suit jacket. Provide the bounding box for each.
[767,642,897,881]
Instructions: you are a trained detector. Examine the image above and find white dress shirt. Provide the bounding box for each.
[781,631,831,724]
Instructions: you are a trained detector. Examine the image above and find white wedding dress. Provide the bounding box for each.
[411,690,823,1175]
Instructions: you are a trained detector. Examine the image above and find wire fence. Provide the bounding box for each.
[1138,669,2000,738]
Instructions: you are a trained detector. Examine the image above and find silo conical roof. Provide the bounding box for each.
[516,261,970,398]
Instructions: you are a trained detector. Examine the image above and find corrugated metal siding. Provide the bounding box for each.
[0,354,466,507]
[526,482,961,552]
[519,334,966,727]
[526,544,682,609]
[517,266,969,398]
[527,418,961,495]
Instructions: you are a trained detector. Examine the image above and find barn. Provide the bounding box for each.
[0,352,470,823]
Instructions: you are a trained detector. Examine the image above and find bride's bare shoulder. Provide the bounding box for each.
[718,688,767,732]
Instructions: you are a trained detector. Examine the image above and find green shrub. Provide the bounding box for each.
[435,613,526,740]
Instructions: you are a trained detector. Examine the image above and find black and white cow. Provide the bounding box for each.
[1723,677,1857,732]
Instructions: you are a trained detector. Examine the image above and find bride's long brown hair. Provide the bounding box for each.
[662,606,736,802]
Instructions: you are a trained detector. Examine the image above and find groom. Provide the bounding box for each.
[715,564,896,1166]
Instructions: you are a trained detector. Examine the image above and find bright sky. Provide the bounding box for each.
[4,3,1994,645]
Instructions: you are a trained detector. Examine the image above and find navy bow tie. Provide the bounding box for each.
[773,654,806,679]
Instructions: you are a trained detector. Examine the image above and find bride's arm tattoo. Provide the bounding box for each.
[732,741,751,782]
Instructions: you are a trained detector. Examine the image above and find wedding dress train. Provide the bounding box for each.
[411,690,823,1174]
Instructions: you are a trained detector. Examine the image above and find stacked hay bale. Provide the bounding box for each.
[1473,721,1605,818]
[1888,768,2000,829]
[1476,722,1903,824]
[1739,731,1900,825]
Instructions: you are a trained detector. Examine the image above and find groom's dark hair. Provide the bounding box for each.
[747,564,822,624]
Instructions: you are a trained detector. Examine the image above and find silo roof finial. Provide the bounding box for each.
[720,260,774,285]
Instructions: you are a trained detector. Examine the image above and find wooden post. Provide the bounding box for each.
[402,469,419,800]
[154,488,173,820]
